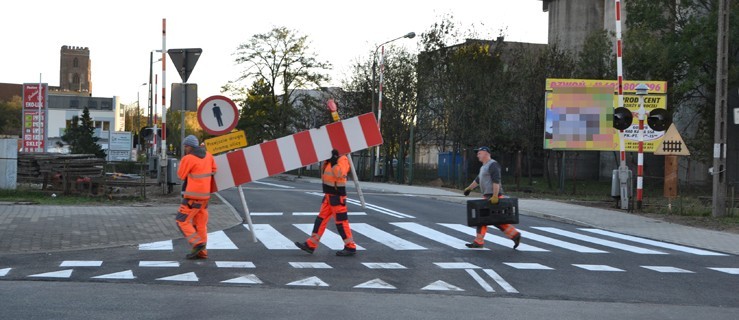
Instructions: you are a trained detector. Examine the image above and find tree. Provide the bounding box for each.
[231,26,331,140]
[61,107,105,158]
[0,95,22,136]
[623,0,739,162]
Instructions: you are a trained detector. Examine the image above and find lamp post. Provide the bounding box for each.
[371,31,415,179]
[136,82,146,151]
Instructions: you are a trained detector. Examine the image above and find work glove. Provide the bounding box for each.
[328,149,339,166]
[463,187,471,196]
[489,196,500,205]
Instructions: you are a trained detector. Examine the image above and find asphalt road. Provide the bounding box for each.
[1,177,737,319]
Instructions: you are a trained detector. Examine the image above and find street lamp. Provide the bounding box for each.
[371,31,415,179]
[136,82,147,150]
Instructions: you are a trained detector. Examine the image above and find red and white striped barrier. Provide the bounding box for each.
[212,112,382,191]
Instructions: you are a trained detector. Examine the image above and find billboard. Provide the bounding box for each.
[544,79,668,151]
[21,83,48,153]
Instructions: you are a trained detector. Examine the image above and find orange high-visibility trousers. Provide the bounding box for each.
[176,198,209,257]
[472,195,519,245]
[305,194,356,250]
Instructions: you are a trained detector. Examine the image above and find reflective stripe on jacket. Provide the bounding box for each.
[322,155,349,195]
[178,148,217,200]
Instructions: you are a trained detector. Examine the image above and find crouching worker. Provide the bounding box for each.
[295,149,358,256]
[177,135,217,259]
[463,146,521,249]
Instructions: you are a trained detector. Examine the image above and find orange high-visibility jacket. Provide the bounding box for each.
[178,147,217,200]
[322,155,349,195]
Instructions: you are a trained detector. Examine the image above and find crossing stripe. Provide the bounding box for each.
[437,223,548,252]
[518,230,607,253]
[207,230,238,250]
[532,227,667,254]
[138,240,173,251]
[482,268,519,293]
[641,266,694,273]
[293,224,366,250]
[243,224,296,250]
[466,269,494,292]
[504,263,554,270]
[307,192,414,218]
[579,228,728,256]
[391,222,487,250]
[351,223,426,250]
[573,264,625,272]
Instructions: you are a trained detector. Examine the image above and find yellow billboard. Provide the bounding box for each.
[544,79,668,152]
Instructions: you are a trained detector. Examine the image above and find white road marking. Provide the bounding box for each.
[354,278,396,289]
[351,223,426,250]
[465,269,494,292]
[222,275,263,284]
[250,212,284,216]
[391,222,487,250]
[504,263,554,270]
[532,227,667,254]
[518,229,607,253]
[252,181,294,188]
[287,276,329,287]
[707,268,739,275]
[306,192,414,218]
[641,266,694,273]
[292,212,366,216]
[572,264,625,272]
[92,270,135,280]
[28,269,73,278]
[362,262,407,269]
[156,272,199,282]
[434,262,480,269]
[243,224,297,249]
[138,240,173,251]
[482,268,519,293]
[0,268,11,277]
[215,261,256,268]
[289,262,332,269]
[60,260,102,267]
[438,223,548,251]
[293,224,366,250]
[139,261,179,267]
[422,280,465,291]
[579,228,728,256]
[207,230,239,249]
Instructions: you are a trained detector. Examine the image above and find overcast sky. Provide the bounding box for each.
[0,0,548,108]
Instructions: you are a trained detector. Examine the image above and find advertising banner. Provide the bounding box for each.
[544,79,668,152]
[21,83,48,153]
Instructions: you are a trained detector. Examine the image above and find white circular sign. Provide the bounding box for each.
[197,95,238,135]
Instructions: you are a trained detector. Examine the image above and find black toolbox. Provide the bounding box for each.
[466,198,519,226]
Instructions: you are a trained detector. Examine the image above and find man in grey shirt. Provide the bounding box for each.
[463,146,521,249]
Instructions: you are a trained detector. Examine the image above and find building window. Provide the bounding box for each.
[73,73,80,85]
[73,58,79,68]
[103,121,110,131]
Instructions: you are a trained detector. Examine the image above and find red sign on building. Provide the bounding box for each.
[22,83,48,153]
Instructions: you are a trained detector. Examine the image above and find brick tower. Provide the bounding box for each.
[59,45,92,94]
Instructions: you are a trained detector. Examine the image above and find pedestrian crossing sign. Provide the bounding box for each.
[654,124,690,156]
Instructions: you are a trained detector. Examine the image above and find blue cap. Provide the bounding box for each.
[474,146,491,154]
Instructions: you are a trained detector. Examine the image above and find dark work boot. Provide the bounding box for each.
[512,233,521,249]
[335,247,356,256]
[295,241,315,254]
[186,244,206,259]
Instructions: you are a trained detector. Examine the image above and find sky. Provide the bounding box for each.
[0,0,548,108]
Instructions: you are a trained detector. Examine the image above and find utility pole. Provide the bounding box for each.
[712,0,729,217]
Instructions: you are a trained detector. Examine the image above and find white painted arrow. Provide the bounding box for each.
[92,270,136,280]
[286,276,329,287]
[222,274,263,284]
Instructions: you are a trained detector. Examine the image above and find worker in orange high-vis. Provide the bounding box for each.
[295,149,358,256]
[463,146,521,249]
[176,135,217,259]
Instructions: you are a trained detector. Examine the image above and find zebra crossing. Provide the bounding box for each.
[137,220,728,257]
[1,219,736,295]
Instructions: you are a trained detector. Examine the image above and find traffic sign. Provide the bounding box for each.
[654,124,690,156]
[168,48,202,83]
[197,95,238,136]
[205,130,247,155]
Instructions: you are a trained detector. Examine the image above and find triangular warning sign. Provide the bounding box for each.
[168,48,202,83]
[654,124,690,156]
